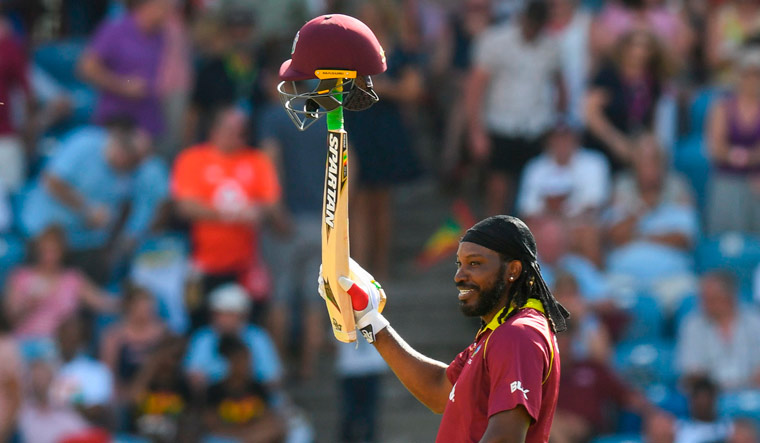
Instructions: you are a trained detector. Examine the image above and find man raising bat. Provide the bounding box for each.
[321,216,570,443]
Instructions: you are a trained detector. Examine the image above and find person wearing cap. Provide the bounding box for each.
[321,215,569,442]
[183,283,282,391]
[706,45,760,235]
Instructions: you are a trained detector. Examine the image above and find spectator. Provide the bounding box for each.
[127,335,197,443]
[50,314,115,429]
[549,0,593,128]
[100,285,167,400]
[20,119,154,284]
[203,334,286,443]
[18,359,92,443]
[729,418,760,443]
[346,0,423,278]
[466,0,565,215]
[183,284,282,390]
[518,122,610,221]
[674,376,732,443]
[552,271,612,363]
[0,16,32,193]
[258,64,325,379]
[79,0,171,138]
[676,270,760,391]
[590,0,694,66]
[4,226,115,341]
[705,47,760,235]
[171,107,280,328]
[129,201,192,335]
[517,121,610,265]
[550,320,651,442]
[584,29,670,172]
[185,5,258,144]
[434,0,493,183]
[336,338,387,443]
[155,0,192,158]
[0,307,22,441]
[706,0,760,82]
[605,133,698,311]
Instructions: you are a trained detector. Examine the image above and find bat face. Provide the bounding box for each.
[322,129,356,342]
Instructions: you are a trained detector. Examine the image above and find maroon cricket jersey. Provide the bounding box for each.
[436,299,560,443]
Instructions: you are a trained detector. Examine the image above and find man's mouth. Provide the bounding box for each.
[458,287,478,300]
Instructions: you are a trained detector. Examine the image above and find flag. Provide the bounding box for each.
[415,199,476,270]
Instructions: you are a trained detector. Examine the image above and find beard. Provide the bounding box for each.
[458,264,509,317]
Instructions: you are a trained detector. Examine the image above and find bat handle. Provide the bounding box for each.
[339,277,369,311]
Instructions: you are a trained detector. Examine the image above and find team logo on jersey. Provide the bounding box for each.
[510,381,529,400]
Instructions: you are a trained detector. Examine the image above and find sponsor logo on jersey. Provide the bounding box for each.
[510,381,529,400]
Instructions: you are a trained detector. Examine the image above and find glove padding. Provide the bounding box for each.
[318,258,388,343]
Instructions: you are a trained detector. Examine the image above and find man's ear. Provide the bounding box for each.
[506,260,523,281]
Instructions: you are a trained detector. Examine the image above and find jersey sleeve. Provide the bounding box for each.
[445,347,469,385]
[484,325,549,422]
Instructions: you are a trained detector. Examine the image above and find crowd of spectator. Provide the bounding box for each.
[2,0,760,442]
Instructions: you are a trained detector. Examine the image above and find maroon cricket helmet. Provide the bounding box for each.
[279,14,387,81]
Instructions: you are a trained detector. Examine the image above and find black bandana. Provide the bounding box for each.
[461,215,537,261]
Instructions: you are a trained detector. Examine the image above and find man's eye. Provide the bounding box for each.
[455,261,461,268]
[470,261,480,267]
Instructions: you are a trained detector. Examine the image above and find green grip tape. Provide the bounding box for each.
[326,84,344,131]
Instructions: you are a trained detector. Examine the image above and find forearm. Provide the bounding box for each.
[465,68,489,133]
[586,111,628,155]
[175,199,220,222]
[79,54,126,96]
[44,174,88,214]
[372,326,451,413]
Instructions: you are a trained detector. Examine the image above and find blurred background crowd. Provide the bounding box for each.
[1,0,760,442]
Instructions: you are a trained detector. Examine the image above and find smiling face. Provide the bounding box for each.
[454,242,522,322]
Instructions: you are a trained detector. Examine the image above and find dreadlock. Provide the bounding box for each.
[496,258,569,333]
[462,215,570,333]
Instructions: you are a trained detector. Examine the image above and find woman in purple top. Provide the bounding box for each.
[79,0,170,138]
[706,48,760,235]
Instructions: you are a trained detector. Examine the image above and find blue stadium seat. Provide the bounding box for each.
[0,233,26,287]
[617,292,666,342]
[695,232,760,300]
[718,390,760,421]
[591,434,643,443]
[613,339,677,388]
[33,39,96,128]
[673,135,710,214]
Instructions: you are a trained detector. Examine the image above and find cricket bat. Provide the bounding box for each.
[321,84,357,343]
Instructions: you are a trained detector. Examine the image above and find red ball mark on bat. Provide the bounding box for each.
[338,277,369,311]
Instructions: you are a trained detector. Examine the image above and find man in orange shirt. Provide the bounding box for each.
[171,107,280,328]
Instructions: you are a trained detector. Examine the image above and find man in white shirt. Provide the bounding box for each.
[467,0,566,215]
[518,122,609,266]
[518,122,609,220]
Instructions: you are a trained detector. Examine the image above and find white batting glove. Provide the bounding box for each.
[318,259,388,343]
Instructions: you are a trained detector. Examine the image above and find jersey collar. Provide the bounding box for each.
[478,298,545,337]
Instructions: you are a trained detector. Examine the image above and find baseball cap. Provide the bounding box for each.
[209,283,250,313]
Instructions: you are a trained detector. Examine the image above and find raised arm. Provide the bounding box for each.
[372,327,452,413]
